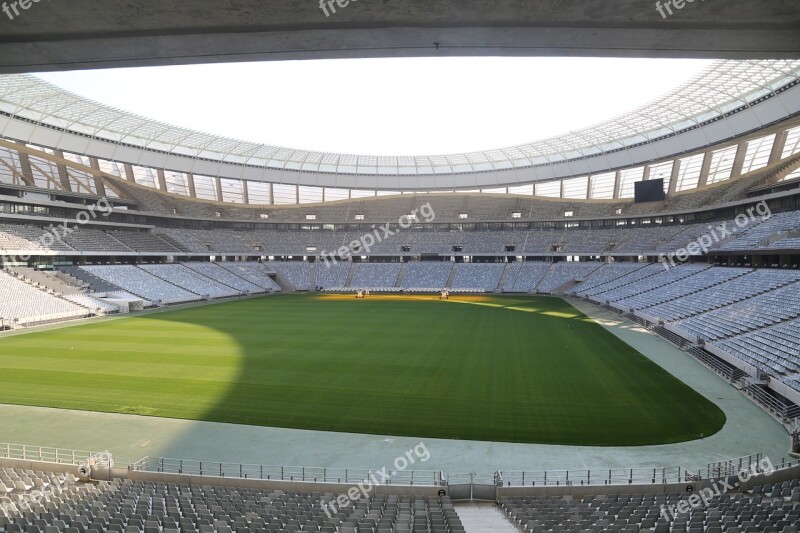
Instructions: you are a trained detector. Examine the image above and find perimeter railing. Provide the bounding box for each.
[0,442,127,467]
[6,442,800,490]
[496,466,685,487]
[130,457,445,486]
[694,454,800,480]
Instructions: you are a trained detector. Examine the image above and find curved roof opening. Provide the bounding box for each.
[36,57,713,156]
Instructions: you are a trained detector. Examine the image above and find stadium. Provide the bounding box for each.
[2,2,800,532]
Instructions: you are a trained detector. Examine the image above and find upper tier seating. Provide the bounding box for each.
[106,231,186,253]
[718,211,800,251]
[61,228,133,253]
[0,223,73,252]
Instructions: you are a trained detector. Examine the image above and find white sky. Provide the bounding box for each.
[37,57,713,156]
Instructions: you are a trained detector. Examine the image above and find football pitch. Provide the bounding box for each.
[0,294,725,446]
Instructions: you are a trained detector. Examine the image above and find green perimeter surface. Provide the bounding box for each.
[0,294,725,445]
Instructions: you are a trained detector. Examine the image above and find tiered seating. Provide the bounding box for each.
[0,474,465,533]
[0,271,86,325]
[536,262,603,294]
[61,228,133,253]
[58,266,123,293]
[501,481,800,533]
[350,263,402,288]
[218,263,282,291]
[572,263,663,301]
[106,232,184,253]
[0,467,81,512]
[265,261,312,291]
[569,263,646,296]
[647,269,800,321]
[155,229,211,253]
[80,265,202,304]
[0,223,73,252]
[462,231,522,254]
[596,264,710,308]
[401,262,453,289]
[614,266,748,311]
[408,231,462,253]
[190,229,256,253]
[316,263,351,289]
[181,262,264,293]
[63,294,121,314]
[139,264,240,298]
[719,211,800,251]
[505,262,550,293]
[715,318,800,375]
[449,263,505,292]
[675,281,800,341]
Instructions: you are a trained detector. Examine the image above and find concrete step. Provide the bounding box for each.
[454,502,520,533]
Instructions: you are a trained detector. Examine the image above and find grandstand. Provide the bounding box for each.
[2,22,800,530]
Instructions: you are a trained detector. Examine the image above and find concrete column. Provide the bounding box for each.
[157,169,168,191]
[15,145,36,186]
[242,180,250,204]
[642,165,651,181]
[215,177,224,202]
[124,163,136,182]
[731,141,748,178]
[698,150,713,188]
[586,175,593,199]
[612,171,622,199]
[52,150,73,191]
[769,129,789,165]
[186,173,197,198]
[88,157,106,196]
[668,160,681,195]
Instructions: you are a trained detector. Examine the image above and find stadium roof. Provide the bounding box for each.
[0,60,799,178]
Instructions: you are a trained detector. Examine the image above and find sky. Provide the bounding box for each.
[37,57,714,156]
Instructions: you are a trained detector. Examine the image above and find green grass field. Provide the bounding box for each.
[0,294,725,445]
